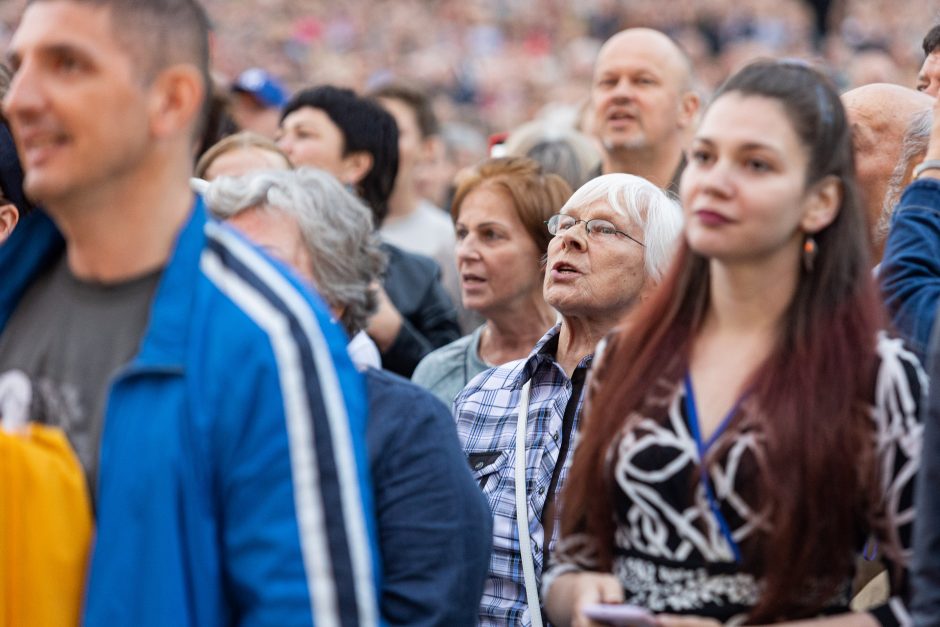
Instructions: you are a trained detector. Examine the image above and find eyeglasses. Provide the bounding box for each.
[545,214,644,247]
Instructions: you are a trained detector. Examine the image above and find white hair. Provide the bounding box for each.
[561,173,683,282]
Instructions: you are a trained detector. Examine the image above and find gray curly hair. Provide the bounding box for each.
[201,167,387,336]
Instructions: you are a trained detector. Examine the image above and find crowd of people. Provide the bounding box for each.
[1,0,940,626]
[2,0,937,137]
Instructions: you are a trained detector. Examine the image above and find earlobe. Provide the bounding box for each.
[678,91,701,129]
[0,204,19,244]
[148,65,206,139]
[340,151,374,186]
[801,175,843,234]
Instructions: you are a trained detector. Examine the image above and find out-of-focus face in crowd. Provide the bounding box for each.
[277,106,353,182]
[228,206,315,283]
[455,184,544,318]
[591,29,695,154]
[918,50,940,98]
[377,97,423,183]
[2,2,155,208]
[681,93,814,265]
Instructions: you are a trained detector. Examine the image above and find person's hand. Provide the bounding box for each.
[366,282,403,352]
[655,615,722,627]
[569,572,625,627]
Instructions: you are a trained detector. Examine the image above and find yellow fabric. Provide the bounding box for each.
[0,423,93,627]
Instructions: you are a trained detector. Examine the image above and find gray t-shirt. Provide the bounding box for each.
[0,254,161,494]
[411,324,490,409]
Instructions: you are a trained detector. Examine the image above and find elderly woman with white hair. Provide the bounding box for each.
[453,173,683,626]
[201,168,493,627]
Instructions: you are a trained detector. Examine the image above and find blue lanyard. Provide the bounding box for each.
[682,372,745,563]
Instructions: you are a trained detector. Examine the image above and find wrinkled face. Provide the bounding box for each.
[276,106,347,179]
[591,33,690,153]
[543,198,647,320]
[227,206,316,285]
[917,52,940,98]
[203,145,290,181]
[2,1,153,208]
[680,93,811,265]
[455,185,545,317]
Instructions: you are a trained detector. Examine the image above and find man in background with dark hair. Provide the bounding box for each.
[918,24,940,97]
[278,85,460,376]
[370,83,465,329]
[0,1,380,624]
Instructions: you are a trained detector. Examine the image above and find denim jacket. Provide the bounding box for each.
[880,178,940,359]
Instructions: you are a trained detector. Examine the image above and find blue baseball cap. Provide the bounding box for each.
[231,68,288,109]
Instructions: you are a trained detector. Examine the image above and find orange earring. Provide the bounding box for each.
[802,236,817,273]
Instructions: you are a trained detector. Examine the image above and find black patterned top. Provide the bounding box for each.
[544,334,926,626]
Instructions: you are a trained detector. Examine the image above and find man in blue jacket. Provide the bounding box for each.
[0,0,381,625]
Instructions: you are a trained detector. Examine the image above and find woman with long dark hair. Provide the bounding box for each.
[544,60,925,626]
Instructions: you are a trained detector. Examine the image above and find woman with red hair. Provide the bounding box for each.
[545,60,925,626]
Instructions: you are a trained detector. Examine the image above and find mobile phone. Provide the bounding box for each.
[581,603,657,627]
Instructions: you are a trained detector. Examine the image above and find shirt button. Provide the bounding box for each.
[552,432,559,442]
[473,461,485,470]
[538,486,545,495]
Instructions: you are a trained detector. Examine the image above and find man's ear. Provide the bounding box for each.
[0,203,19,244]
[800,175,842,234]
[339,151,374,186]
[147,64,206,139]
[677,90,700,130]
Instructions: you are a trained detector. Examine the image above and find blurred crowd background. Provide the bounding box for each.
[1,0,936,137]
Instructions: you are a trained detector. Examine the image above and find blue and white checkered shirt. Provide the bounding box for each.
[453,324,594,626]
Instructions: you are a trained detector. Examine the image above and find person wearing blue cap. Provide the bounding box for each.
[230,67,288,139]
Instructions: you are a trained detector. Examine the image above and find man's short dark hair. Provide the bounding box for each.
[26,0,211,138]
[370,82,440,139]
[923,24,940,56]
[281,85,399,226]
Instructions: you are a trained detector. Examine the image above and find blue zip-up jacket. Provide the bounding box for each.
[0,200,382,627]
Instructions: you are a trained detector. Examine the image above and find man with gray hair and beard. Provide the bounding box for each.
[589,28,700,191]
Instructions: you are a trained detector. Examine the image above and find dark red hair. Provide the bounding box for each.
[561,60,885,622]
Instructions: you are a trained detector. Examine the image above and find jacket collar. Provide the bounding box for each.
[131,195,207,369]
[510,323,597,390]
